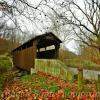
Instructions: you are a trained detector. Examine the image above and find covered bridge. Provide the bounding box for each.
[12,32,62,71]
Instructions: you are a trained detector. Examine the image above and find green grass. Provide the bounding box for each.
[0,74,6,95]
[20,74,34,81]
[0,54,12,70]
[64,59,100,70]
[0,53,12,94]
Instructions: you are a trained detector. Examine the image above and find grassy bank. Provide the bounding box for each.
[64,59,100,70]
[0,53,12,71]
[0,53,12,94]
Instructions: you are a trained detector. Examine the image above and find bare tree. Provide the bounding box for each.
[0,0,48,41]
[68,0,100,51]
[42,0,100,52]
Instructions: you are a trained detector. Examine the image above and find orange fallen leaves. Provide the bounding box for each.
[0,71,99,100]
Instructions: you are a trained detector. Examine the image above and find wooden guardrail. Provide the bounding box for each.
[35,59,73,81]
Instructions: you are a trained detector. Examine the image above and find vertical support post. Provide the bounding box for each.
[78,67,83,91]
[20,47,22,68]
[33,40,37,68]
[55,44,60,58]
[45,47,46,51]
[97,74,100,91]
[31,40,38,74]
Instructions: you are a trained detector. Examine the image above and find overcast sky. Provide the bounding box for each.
[0,0,88,54]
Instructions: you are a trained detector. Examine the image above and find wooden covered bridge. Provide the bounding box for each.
[12,32,62,71]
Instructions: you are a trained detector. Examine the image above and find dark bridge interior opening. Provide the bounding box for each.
[37,49,56,59]
[36,34,60,59]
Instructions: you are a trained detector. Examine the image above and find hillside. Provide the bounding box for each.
[0,38,19,54]
[59,49,77,60]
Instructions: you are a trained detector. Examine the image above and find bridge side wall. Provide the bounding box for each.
[12,41,37,71]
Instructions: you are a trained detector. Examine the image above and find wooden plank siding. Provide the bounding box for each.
[12,41,37,71]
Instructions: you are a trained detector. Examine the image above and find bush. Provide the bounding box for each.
[0,53,12,94]
[0,54,12,72]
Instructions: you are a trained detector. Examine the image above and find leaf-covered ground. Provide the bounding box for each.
[0,72,99,100]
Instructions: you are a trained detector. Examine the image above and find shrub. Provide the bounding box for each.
[0,54,12,72]
[0,53,12,94]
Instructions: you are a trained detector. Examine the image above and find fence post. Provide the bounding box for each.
[97,74,100,91]
[78,67,83,91]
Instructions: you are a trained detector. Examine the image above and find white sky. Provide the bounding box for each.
[20,0,83,53]
[1,0,94,54]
